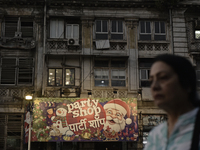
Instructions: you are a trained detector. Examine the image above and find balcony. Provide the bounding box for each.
[92,40,128,56]
[45,87,80,98]
[0,37,35,50]
[93,90,128,98]
[0,87,34,98]
[138,42,170,57]
[0,87,34,108]
[46,39,82,54]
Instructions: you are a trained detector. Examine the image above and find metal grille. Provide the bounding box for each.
[47,41,68,50]
[118,91,126,98]
[119,43,126,50]
[0,88,8,96]
[162,44,169,51]
[56,41,65,49]
[155,44,161,51]
[94,42,126,51]
[93,90,127,98]
[93,90,103,98]
[46,90,57,97]
[138,44,145,51]
[23,89,33,97]
[10,89,21,97]
[0,88,33,98]
[138,43,169,51]
[46,41,82,53]
[146,44,153,51]
[107,91,114,98]
[110,43,117,50]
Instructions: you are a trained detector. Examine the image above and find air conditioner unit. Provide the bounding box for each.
[68,38,79,46]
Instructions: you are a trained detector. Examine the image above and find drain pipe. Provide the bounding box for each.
[169,8,174,54]
[42,0,47,96]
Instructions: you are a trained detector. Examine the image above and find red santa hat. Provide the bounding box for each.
[103,99,132,125]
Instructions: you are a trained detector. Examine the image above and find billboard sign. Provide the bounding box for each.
[29,98,138,142]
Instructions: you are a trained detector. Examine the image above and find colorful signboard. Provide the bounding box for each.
[28,98,138,142]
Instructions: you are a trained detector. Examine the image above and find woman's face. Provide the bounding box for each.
[150,61,189,109]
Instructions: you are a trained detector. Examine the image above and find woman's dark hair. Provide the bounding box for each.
[153,54,199,106]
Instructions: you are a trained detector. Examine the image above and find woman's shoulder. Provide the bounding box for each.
[149,122,167,137]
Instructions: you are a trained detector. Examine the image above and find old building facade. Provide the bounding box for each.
[0,0,200,150]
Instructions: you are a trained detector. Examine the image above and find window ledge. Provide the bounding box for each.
[47,39,68,41]
[138,40,170,43]
[46,86,79,89]
[93,40,127,43]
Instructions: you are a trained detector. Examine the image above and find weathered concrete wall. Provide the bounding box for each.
[172,8,189,57]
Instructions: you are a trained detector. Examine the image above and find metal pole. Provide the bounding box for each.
[42,0,47,95]
[28,102,32,150]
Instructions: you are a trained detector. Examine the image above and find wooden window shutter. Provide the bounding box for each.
[5,17,18,37]
[1,58,16,84]
[21,18,33,37]
[18,58,33,84]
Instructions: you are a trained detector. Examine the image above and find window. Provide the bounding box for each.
[195,30,200,39]
[0,57,34,85]
[94,59,126,87]
[194,20,200,39]
[66,24,79,39]
[154,22,166,40]
[95,20,124,40]
[195,20,200,39]
[48,68,75,86]
[50,19,64,38]
[94,69,109,86]
[111,70,126,86]
[140,21,151,40]
[139,21,166,41]
[4,17,33,38]
[140,69,150,86]
[139,59,153,87]
[48,69,63,86]
[65,69,75,85]
[50,19,79,39]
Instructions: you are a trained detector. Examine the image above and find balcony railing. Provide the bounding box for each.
[93,41,127,51]
[0,87,33,97]
[93,90,127,98]
[138,42,169,56]
[46,40,81,54]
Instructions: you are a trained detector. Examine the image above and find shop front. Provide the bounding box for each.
[24,98,138,150]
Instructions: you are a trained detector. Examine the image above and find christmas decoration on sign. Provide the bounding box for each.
[32,101,52,142]
[27,98,138,142]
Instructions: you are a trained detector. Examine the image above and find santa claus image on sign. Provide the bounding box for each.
[103,99,132,133]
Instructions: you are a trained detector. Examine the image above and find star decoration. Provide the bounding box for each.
[34,100,40,105]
